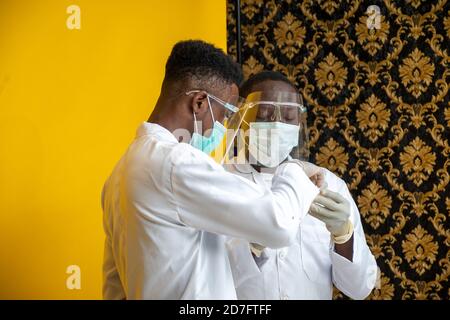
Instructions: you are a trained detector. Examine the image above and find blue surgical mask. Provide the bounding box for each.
[190,95,227,154]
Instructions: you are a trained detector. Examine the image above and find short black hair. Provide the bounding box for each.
[164,40,243,88]
[240,71,296,98]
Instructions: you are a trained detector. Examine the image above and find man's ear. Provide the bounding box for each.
[191,91,209,116]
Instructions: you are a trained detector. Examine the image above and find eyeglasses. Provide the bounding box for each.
[185,90,239,120]
[243,101,306,125]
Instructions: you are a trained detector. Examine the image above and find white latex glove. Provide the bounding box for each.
[250,243,265,257]
[309,188,352,240]
[286,160,327,189]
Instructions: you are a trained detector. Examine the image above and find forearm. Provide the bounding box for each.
[334,234,354,262]
[331,232,378,300]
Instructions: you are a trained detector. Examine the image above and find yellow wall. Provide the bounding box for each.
[0,0,227,299]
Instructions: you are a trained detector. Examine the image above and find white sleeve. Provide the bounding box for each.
[331,182,378,300]
[102,181,126,300]
[169,144,319,248]
[102,236,126,300]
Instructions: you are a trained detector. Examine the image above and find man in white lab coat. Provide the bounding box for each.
[225,71,378,300]
[101,41,323,299]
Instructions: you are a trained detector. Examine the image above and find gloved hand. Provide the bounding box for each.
[309,188,353,243]
[286,160,327,189]
[250,243,265,257]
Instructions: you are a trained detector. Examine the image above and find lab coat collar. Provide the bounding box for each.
[232,162,277,175]
[136,122,179,143]
[232,162,277,187]
[232,162,256,174]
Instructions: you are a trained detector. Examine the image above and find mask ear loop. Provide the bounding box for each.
[193,94,214,136]
[193,112,200,135]
[206,95,216,124]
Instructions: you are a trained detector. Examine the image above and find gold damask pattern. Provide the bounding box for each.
[358,180,393,229]
[227,0,450,299]
[356,94,391,143]
[399,48,435,99]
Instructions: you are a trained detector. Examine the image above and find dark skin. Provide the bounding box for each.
[246,80,354,261]
[148,79,239,140]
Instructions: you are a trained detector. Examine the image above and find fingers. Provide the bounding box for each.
[308,204,321,219]
[309,171,326,188]
[319,180,328,190]
[309,174,319,186]
[309,203,334,218]
[298,161,321,177]
[305,163,321,177]
[308,203,321,218]
[316,172,326,189]
[320,188,345,204]
[313,194,340,211]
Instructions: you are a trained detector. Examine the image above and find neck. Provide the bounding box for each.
[251,164,262,173]
[147,97,192,140]
[251,164,277,174]
[148,112,174,132]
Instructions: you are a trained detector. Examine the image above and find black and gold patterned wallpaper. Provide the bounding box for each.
[227,0,450,299]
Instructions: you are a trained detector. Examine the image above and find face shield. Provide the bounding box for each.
[221,91,309,167]
[206,95,246,163]
[175,91,243,163]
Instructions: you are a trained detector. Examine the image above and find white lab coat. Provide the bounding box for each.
[225,163,378,300]
[101,122,319,299]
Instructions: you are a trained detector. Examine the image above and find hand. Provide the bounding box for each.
[250,243,265,257]
[309,188,351,237]
[286,160,327,189]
